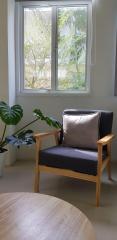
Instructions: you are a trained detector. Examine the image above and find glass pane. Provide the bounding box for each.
[57,6,87,91]
[24,7,52,90]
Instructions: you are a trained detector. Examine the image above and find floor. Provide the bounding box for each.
[0,160,117,240]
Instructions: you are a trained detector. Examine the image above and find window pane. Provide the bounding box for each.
[24,7,52,90]
[57,6,87,91]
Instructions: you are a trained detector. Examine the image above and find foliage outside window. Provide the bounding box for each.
[16,1,92,94]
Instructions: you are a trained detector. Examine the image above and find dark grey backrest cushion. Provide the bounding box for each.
[63,109,113,139]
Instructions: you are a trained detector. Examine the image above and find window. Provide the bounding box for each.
[16,1,92,94]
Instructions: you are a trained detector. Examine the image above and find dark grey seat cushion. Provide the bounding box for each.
[39,146,107,176]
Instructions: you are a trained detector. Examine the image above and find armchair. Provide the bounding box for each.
[34,109,114,206]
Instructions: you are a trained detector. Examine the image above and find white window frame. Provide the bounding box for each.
[15,1,92,96]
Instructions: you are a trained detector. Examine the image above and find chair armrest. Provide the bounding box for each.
[34,129,61,140]
[34,129,61,154]
[97,134,114,146]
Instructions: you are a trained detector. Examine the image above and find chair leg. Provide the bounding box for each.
[107,158,111,180]
[107,143,112,180]
[96,178,101,207]
[34,168,40,193]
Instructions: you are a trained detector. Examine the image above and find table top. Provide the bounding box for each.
[0,192,96,240]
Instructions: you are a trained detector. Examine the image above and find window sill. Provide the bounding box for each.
[17,90,90,97]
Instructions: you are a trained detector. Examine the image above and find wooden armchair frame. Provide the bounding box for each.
[34,130,114,207]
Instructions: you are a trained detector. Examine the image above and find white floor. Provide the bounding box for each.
[0,160,117,240]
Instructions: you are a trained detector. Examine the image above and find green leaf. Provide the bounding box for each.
[33,109,42,119]
[33,109,62,129]
[0,101,23,125]
[6,131,35,147]
[17,129,33,138]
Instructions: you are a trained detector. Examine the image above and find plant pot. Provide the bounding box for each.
[0,150,7,177]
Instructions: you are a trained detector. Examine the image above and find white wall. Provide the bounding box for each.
[0,0,16,165]
[1,0,117,161]
[0,0,8,102]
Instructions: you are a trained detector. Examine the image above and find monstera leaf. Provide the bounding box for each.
[33,109,62,128]
[6,130,35,147]
[0,101,23,125]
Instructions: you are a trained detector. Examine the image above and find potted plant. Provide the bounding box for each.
[0,101,61,176]
[0,101,23,176]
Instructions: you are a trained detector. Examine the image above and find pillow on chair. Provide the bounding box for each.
[63,112,100,150]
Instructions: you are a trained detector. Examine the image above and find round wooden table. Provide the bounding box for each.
[0,193,96,240]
